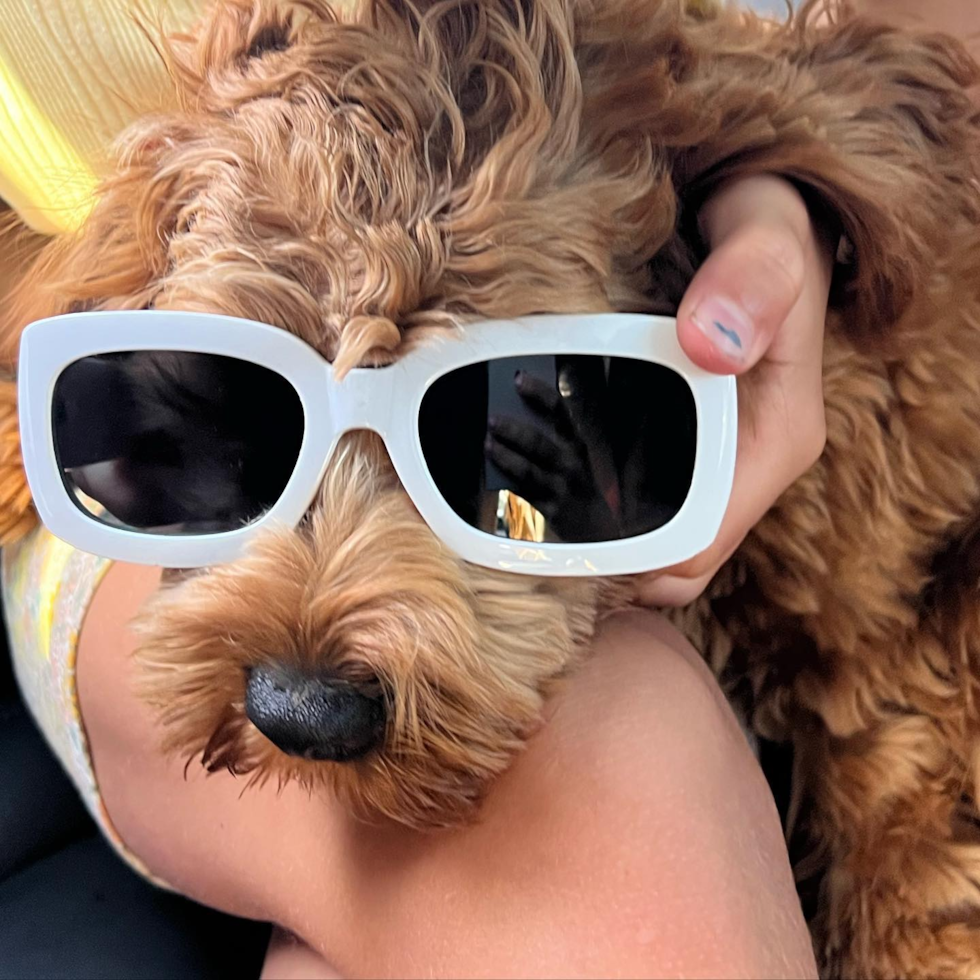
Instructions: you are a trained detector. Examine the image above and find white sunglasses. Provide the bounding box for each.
[18,310,736,576]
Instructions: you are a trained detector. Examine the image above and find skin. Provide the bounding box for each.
[77,563,817,979]
[854,0,980,62]
[18,6,980,977]
[639,175,834,606]
[67,173,833,978]
[640,0,980,605]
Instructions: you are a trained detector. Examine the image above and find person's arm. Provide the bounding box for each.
[853,0,980,62]
[600,1,980,603]
[582,1,980,331]
[76,564,817,979]
[639,175,832,605]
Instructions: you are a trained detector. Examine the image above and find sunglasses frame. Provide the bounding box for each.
[19,309,737,576]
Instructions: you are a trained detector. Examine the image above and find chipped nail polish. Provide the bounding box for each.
[691,298,753,363]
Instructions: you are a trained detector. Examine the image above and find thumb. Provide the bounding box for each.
[676,177,811,375]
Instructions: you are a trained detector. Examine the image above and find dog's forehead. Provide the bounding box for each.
[99,0,665,372]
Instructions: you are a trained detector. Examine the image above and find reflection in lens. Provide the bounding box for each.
[52,351,304,535]
[419,355,696,545]
[497,490,546,543]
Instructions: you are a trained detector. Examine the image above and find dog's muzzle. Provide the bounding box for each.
[245,665,385,762]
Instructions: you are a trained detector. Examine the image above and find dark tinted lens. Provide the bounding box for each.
[419,355,696,545]
[53,351,304,534]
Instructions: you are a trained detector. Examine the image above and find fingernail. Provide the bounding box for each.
[488,415,499,430]
[690,298,753,364]
[514,370,525,389]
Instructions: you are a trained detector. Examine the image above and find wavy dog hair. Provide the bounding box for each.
[2,0,980,975]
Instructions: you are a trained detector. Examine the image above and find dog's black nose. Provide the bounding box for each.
[245,665,384,762]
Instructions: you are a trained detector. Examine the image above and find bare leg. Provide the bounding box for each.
[77,565,816,979]
[261,930,341,980]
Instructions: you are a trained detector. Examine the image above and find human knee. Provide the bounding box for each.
[558,610,756,795]
[464,610,813,978]
[335,610,815,978]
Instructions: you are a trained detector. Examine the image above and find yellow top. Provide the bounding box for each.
[2,525,173,887]
[0,0,205,234]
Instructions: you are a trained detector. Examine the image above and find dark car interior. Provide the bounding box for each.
[0,606,270,980]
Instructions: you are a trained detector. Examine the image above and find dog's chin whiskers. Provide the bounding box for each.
[200,711,250,774]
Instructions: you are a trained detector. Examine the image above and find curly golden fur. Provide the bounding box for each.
[3,0,980,974]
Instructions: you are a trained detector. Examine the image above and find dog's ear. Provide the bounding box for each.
[0,377,34,545]
[0,234,69,545]
[0,216,54,544]
[581,0,980,332]
[0,109,184,543]
[0,136,174,358]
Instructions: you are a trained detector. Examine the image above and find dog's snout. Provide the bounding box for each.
[245,665,384,762]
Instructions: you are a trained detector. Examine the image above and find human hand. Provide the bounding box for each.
[637,175,835,606]
[484,363,621,543]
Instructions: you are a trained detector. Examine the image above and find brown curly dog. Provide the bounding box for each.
[1,0,979,975]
